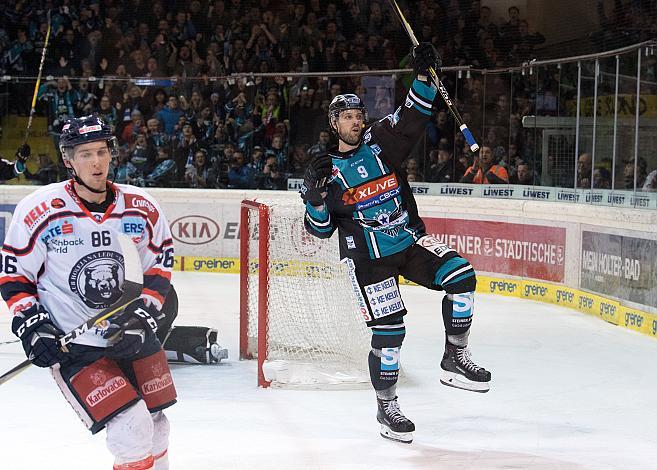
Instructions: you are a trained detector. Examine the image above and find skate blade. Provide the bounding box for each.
[380,424,413,444]
[440,370,490,393]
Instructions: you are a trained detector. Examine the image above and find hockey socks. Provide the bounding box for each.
[440,337,491,393]
[376,389,415,444]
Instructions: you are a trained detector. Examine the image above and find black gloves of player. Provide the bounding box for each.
[300,153,333,206]
[104,299,159,359]
[14,144,30,174]
[12,304,68,368]
[412,42,441,77]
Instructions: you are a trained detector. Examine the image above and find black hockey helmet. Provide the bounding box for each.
[327,94,369,145]
[59,114,119,194]
[59,114,119,161]
[328,94,368,127]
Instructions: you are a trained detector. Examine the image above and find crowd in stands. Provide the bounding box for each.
[0,0,653,191]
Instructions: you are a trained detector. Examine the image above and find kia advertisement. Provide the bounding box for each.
[423,218,566,282]
[170,216,221,245]
[165,202,241,257]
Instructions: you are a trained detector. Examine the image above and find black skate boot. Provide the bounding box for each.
[377,396,415,443]
[440,342,491,393]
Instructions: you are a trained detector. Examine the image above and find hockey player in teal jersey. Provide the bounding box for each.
[301,43,491,444]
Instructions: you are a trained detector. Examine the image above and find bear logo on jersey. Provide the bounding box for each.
[69,251,125,309]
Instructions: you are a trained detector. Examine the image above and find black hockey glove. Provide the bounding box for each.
[104,299,160,359]
[412,42,441,77]
[300,153,333,206]
[12,304,68,368]
[14,144,30,174]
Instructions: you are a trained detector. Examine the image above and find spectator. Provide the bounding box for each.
[5,27,34,113]
[185,150,213,188]
[259,162,287,190]
[75,79,96,116]
[247,146,266,186]
[404,158,424,182]
[577,152,593,188]
[113,145,139,185]
[145,147,178,187]
[516,161,538,186]
[130,133,156,179]
[289,143,311,177]
[121,110,145,145]
[510,20,545,62]
[96,95,119,133]
[429,146,465,183]
[593,167,612,189]
[173,123,199,177]
[157,96,185,136]
[227,150,253,189]
[266,134,287,168]
[307,130,331,159]
[146,118,171,153]
[25,154,58,185]
[623,157,647,190]
[42,78,76,135]
[461,146,509,184]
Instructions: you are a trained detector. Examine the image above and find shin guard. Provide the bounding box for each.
[368,323,405,391]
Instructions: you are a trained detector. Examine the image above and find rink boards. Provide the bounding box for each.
[1,185,656,340]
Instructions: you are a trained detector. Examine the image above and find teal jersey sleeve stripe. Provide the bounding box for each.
[372,329,406,336]
[434,257,469,285]
[412,79,437,101]
[306,202,330,221]
[307,221,334,233]
[443,271,476,286]
[413,103,432,116]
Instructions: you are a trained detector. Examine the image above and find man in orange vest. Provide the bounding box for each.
[460,146,509,184]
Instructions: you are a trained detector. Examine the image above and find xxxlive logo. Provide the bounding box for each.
[342,175,399,204]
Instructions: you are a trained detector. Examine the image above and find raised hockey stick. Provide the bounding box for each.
[24,9,52,145]
[0,234,143,386]
[387,0,480,152]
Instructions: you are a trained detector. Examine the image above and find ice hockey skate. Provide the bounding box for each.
[440,342,491,393]
[377,397,415,443]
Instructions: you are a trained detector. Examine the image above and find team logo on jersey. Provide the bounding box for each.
[357,207,409,238]
[50,198,66,209]
[69,251,124,309]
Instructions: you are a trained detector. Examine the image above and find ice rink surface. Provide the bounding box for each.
[1,271,656,469]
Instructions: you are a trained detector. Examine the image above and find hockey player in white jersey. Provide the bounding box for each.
[0,115,176,470]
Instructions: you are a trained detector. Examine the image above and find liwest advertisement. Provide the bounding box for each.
[423,218,566,282]
[580,231,657,305]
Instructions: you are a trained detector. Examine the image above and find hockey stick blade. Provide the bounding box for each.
[387,0,480,152]
[0,234,143,386]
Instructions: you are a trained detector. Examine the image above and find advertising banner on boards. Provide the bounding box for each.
[423,218,566,282]
[581,231,657,305]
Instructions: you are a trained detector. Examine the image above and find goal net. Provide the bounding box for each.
[239,199,371,388]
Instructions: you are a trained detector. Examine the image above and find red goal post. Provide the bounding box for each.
[239,199,371,389]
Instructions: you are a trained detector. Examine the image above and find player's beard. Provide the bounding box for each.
[338,126,362,146]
